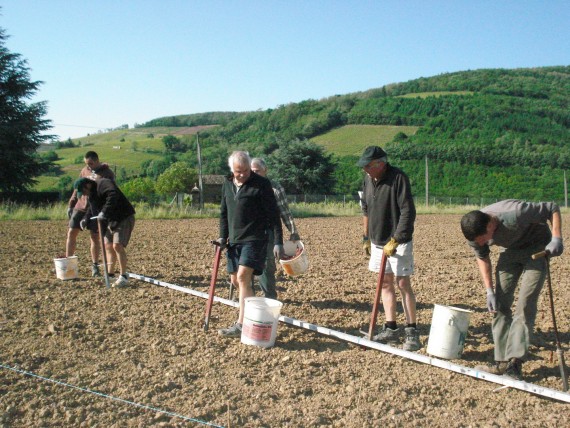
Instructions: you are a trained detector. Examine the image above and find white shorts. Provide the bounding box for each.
[368,240,414,276]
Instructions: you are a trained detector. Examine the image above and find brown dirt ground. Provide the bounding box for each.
[1,216,569,427]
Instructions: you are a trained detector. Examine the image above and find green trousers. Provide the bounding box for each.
[258,229,278,299]
[492,244,546,362]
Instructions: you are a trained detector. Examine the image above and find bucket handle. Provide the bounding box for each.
[448,314,468,331]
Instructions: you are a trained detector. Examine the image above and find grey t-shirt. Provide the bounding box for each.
[468,199,558,259]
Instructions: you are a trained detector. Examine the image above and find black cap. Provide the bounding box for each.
[74,177,94,197]
[357,146,387,167]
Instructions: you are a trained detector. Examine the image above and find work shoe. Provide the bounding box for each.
[474,361,509,375]
[218,322,242,338]
[403,327,421,351]
[112,275,129,288]
[91,264,101,277]
[372,327,401,343]
[504,358,523,381]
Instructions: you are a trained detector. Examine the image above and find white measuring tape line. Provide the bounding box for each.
[128,272,570,404]
[0,363,224,427]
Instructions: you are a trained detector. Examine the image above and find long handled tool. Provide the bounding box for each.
[368,252,388,341]
[93,216,111,288]
[532,250,568,391]
[204,240,223,332]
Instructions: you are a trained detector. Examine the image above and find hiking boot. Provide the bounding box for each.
[474,361,508,375]
[218,322,242,338]
[91,264,101,277]
[403,327,421,351]
[372,326,401,343]
[504,358,523,381]
[112,275,129,288]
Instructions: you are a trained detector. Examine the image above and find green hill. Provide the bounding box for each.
[34,127,207,191]
[36,66,570,202]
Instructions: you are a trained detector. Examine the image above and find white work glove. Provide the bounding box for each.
[546,237,563,257]
[273,244,284,260]
[97,211,107,221]
[486,288,497,313]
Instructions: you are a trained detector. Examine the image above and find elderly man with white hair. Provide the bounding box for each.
[216,151,284,338]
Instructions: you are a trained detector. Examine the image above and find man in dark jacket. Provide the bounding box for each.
[217,151,284,338]
[359,146,420,351]
[74,177,136,288]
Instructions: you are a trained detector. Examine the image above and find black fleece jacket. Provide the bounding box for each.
[85,178,135,227]
[220,172,283,245]
[361,164,416,245]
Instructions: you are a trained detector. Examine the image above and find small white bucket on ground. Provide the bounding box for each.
[54,256,79,280]
[279,240,309,276]
[426,304,472,360]
[241,297,283,348]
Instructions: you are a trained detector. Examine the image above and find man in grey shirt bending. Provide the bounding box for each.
[460,199,563,380]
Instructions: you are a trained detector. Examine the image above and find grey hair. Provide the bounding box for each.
[251,157,267,171]
[228,151,251,172]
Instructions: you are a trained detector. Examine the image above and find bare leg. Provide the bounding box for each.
[112,243,128,275]
[89,232,100,263]
[66,228,80,257]
[105,241,116,274]
[381,272,397,322]
[232,266,255,324]
[396,276,416,324]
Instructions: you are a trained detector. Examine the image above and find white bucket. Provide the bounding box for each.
[54,256,79,280]
[426,304,472,360]
[279,240,309,276]
[241,297,283,348]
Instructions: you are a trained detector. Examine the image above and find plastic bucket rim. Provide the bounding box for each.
[433,303,472,314]
[280,240,305,263]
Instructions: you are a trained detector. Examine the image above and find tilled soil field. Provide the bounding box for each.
[1,216,569,427]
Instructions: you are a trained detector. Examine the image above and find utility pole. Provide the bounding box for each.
[425,155,429,207]
[564,171,568,208]
[196,133,204,210]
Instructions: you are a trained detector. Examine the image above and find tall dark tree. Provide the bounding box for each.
[0,27,52,192]
[269,139,335,194]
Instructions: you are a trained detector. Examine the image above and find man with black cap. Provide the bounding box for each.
[74,177,136,288]
[358,146,420,351]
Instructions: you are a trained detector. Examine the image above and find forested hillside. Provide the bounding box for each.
[134,66,569,201]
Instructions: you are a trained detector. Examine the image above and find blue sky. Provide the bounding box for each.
[2,0,569,140]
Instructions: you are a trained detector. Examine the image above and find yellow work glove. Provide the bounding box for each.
[383,237,399,256]
[362,236,371,256]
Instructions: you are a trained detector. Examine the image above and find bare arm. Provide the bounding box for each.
[551,210,562,239]
[363,215,369,237]
[476,256,494,291]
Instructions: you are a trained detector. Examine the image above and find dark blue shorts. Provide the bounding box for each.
[226,240,267,276]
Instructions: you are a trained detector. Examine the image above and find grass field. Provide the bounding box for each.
[311,124,420,157]
[34,127,192,191]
